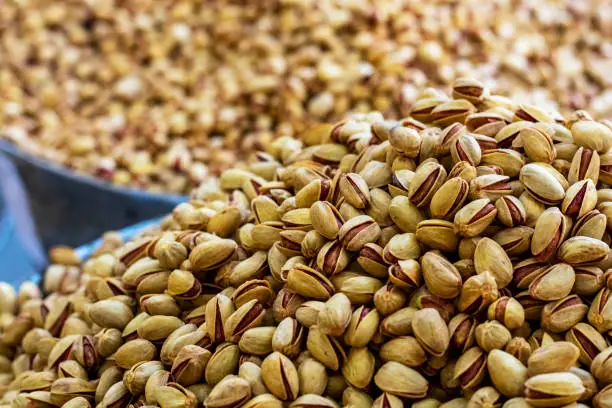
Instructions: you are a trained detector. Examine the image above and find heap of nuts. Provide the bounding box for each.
[4,79,612,407]
[2,0,612,193]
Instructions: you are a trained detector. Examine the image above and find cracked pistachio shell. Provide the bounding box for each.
[531,207,569,262]
[519,163,568,205]
[287,264,335,300]
[541,294,587,333]
[454,198,497,238]
[429,177,470,220]
[558,236,609,266]
[528,263,575,301]
[337,215,382,252]
[306,326,346,371]
[310,201,344,240]
[566,322,608,366]
[525,372,584,407]
[416,220,459,252]
[496,196,527,227]
[453,346,487,390]
[408,161,447,207]
[561,179,597,218]
[261,352,299,401]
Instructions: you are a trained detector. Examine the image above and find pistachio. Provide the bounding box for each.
[527,341,580,377]
[487,350,527,397]
[374,361,429,399]
[524,372,584,407]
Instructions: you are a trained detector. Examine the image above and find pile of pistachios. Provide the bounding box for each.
[3,78,612,407]
[2,0,612,193]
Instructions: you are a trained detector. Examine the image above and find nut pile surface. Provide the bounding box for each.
[3,79,612,407]
[2,0,612,193]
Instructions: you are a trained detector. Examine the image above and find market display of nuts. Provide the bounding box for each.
[2,1,612,193]
[3,80,612,407]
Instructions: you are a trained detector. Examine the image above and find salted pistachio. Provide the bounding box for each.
[388,169,414,197]
[287,264,335,300]
[316,293,352,336]
[572,210,607,241]
[88,299,134,330]
[594,383,612,408]
[591,347,612,384]
[488,297,525,330]
[571,120,612,153]
[314,240,350,277]
[558,236,609,266]
[429,177,470,220]
[524,372,584,407]
[98,381,132,408]
[475,320,511,352]
[260,352,299,401]
[189,239,238,272]
[566,322,608,366]
[569,147,600,185]
[477,164,502,176]
[239,327,275,356]
[541,294,588,333]
[421,251,462,299]
[454,198,497,238]
[569,366,598,402]
[342,347,375,390]
[231,280,274,309]
[454,346,487,390]
[449,161,478,182]
[389,195,425,232]
[527,341,580,377]
[380,336,427,368]
[388,126,421,157]
[137,315,184,343]
[125,360,165,395]
[205,343,240,386]
[289,394,339,408]
[448,314,477,352]
[519,192,546,227]
[561,179,598,218]
[373,282,407,316]
[337,215,381,252]
[297,358,328,396]
[468,386,502,408]
[50,378,96,406]
[374,361,428,399]
[469,174,512,201]
[388,259,421,291]
[505,337,532,366]
[310,201,344,240]
[432,99,476,127]
[450,133,482,166]
[204,294,234,344]
[408,161,447,207]
[528,263,575,301]
[115,339,157,369]
[356,244,388,279]
[272,288,304,323]
[520,163,568,205]
[487,350,528,398]
[520,124,556,163]
[139,294,181,316]
[412,308,450,357]
[457,271,498,315]
[474,237,513,288]
[416,220,459,252]
[301,230,326,260]
[496,196,527,227]
[306,326,346,371]
[481,149,525,178]
[224,299,265,342]
[339,173,370,209]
